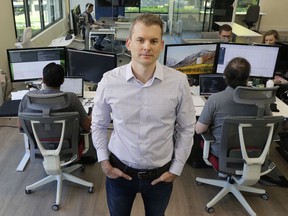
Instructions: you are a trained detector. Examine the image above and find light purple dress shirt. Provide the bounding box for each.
[91,61,196,176]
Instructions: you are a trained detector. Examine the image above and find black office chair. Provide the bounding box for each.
[242,5,260,29]
[196,86,284,216]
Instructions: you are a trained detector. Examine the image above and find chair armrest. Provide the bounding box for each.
[81,131,91,154]
[200,132,215,166]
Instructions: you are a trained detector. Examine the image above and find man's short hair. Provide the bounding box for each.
[129,13,164,38]
[219,24,232,33]
[43,62,64,88]
[224,57,251,88]
[86,3,94,10]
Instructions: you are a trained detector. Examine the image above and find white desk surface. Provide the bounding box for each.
[215,22,262,37]
[90,28,115,34]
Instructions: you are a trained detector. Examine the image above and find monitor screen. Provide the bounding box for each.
[216,43,279,79]
[7,47,66,82]
[71,4,81,36]
[275,42,288,75]
[66,48,117,83]
[164,43,219,85]
[199,74,227,97]
[60,77,83,97]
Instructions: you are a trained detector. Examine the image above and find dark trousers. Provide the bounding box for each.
[106,176,173,216]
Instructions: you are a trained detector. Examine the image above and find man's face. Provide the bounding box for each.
[219,30,232,42]
[126,22,164,67]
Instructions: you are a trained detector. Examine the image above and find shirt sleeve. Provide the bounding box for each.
[91,76,112,162]
[170,77,196,176]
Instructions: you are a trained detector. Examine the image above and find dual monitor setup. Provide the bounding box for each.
[7,47,117,95]
[7,41,287,98]
[164,42,285,89]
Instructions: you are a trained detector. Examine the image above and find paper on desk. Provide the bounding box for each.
[11,90,29,100]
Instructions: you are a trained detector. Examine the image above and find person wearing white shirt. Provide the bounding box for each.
[91,13,196,216]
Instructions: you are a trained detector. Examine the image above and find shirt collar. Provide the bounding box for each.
[125,61,164,82]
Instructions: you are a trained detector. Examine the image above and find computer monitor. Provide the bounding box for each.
[66,48,117,84]
[275,42,288,75]
[71,4,81,36]
[164,43,219,85]
[7,47,66,82]
[199,74,227,97]
[60,77,83,97]
[216,43,279,79]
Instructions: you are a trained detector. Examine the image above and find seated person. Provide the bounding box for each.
[195,57,271,157]
[81,3,106,51]
[218,24,232,42]
[262,29,280,45]
[17,63,96,162]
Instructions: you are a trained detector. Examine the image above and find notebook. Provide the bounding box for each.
[60,77,83,98]
[199,74,227,98]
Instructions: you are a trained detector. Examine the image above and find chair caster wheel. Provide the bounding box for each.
[80,164,85,172]
[206,207,214,213]
[196,180,203,186]
[52,204,60,211]
[261,193,269,200]
[25,189,31,194]
[88,187,94,193]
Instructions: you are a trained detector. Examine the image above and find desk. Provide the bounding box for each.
[49,34,75,47]
[88,28,115,50]
[215,22,262,43]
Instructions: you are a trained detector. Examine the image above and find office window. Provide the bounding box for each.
[12,0,63,39]
[125,0,169,13]
[236,0,260,12]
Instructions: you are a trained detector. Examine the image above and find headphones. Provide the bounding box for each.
[86,3,92,11]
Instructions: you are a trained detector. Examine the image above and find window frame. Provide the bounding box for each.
[12,0,64,39]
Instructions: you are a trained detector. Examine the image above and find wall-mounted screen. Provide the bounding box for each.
[216,43,279,79]
[66,48,117,83]
[7,47,66,82]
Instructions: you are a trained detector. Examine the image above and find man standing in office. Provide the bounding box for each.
[81,3,106,50]
[195,57,271,157]
[91,13,196,216]
[218,24,233,42]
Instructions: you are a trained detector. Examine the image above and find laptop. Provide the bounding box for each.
[60,77,83,98]
[199,74,227,98]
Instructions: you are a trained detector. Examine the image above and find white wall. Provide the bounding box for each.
[260,0,288,32]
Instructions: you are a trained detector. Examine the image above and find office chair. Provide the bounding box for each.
[114,22,131,59]
[196,86,284,216]
[242,5,260,29]
[18,92,94,211]
[15,27,32,48]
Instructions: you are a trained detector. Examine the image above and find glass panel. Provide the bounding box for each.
[28,0,41,33]
[43,0,62,26]
[236,0,259,12]
[140,0,169,13]
[13,0,26,38]
[172,0,204,40]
